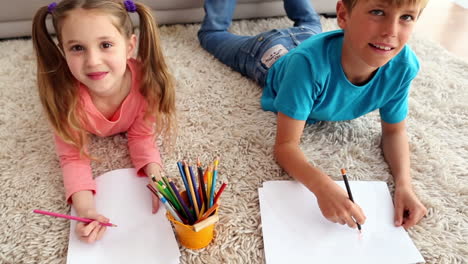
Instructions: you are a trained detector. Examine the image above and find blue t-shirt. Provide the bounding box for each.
[261,30,420,124]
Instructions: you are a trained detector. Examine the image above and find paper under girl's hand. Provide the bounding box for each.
[393,186,427,229]
[315,180,366,229]
[75,209,109,243]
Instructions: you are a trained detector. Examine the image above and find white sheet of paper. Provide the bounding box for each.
[259,181,424,264]
[67,168,180,264]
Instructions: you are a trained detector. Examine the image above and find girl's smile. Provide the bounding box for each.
[87,71,109,81]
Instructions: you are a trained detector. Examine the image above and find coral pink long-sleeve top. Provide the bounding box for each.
[54,59,162,203]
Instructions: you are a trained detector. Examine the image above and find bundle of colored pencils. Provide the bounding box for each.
[146,158,227,227]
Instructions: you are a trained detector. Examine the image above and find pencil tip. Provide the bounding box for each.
[341,168,346,175]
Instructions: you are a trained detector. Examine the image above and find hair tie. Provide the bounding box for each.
[47,2,58,13]
[124,0,137,13]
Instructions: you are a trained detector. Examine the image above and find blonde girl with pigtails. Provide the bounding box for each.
[32,0,176,243]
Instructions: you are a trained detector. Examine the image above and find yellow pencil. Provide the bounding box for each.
[183,161,200,216]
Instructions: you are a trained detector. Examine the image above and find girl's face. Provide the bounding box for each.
[60,8,136,98]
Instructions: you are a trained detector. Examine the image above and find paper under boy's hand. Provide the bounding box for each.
[75,210,109,243]
[393,186,427,229]
[315,180,366,228]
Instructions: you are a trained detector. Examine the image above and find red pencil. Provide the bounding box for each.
[33,209,117,227]
[213,182,227,205]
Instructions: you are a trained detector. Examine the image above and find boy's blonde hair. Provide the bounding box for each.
[342,0,429,11]
[32,0,176,158]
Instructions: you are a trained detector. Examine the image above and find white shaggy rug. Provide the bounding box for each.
[0,17,467,264]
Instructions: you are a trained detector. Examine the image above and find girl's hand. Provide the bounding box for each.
[315,180,366,228]
[75,209,109,243]
[393,185,427,229]
[149,178,161,214]
[145,163,163,214]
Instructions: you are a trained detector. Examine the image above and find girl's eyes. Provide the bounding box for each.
[70,45,84,52]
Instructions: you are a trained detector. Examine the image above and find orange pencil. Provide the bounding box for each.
[196,203,219,223]
[184,161,200,216]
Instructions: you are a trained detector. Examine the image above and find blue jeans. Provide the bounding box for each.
[198,0,322,86]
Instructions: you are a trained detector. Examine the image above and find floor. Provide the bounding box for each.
[414,0,468,61]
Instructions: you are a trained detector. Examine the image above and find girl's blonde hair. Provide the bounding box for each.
[342,0,429,11]
[32,0,176,158]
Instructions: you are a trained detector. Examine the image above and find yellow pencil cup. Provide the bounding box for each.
[166,191,218,249]
[166,211,217,249]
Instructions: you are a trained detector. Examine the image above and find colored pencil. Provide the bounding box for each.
[196,203,219,223]
[193,214,219,232]
[177,161,194,208]
[341,168,362,231]
[155,190,184,223]
[33,209,117,227]
[209,159,219,207]
[169,180,196,224]
[164,178,183,212]
[183,161,200,216]
[213,182,227,205]
[189,165,202,212]
[197,158,209,208]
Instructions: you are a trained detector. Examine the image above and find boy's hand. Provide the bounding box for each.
[393,186,427,229]
[75,209,109,243]
[315,180,366,228]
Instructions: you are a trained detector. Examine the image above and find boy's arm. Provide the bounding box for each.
[381,119,427,228]
[274,112,365,228]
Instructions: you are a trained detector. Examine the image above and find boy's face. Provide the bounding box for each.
[337,0,421,69]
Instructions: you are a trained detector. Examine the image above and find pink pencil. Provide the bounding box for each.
[33,209,117,227]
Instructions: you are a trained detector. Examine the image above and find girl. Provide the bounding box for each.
[32,0,176,243]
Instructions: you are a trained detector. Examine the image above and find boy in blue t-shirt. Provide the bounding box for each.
[198,0,428,229]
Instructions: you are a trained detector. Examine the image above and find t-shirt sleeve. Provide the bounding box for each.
[127,106,162,177]
[272,53,317,121]
[54,134,95,204]
[379,80,411,124]
[380,47,420,124]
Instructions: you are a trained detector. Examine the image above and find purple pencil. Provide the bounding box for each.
[168,181,196,224]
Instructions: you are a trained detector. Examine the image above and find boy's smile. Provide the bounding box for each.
[337,0,421,84]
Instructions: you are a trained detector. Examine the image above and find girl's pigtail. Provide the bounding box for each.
[135,3,177,150]
[32,6,88,157]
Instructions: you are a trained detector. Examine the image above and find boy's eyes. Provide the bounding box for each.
[101,42,113,49]
[369,9,415,22]
[400,14,414,21]
[370,9,384,16]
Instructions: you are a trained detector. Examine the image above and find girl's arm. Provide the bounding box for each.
[71,190,109,243]
[381,119,427,228]
[274,112,365,228]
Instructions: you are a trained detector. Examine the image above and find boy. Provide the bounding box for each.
[198,0,427,229]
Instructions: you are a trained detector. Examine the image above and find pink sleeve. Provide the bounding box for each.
[54,134,95,203]
[127,107,162,177]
